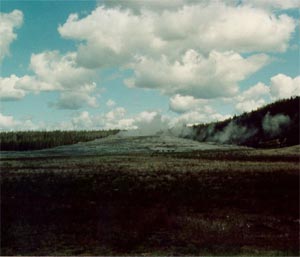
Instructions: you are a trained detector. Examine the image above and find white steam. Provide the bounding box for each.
[117,110,292,146]
[118,111,171,137]
[262,112,290,136]
[195,121,257,144]
[211,122,257,144]
[118,111,197,138]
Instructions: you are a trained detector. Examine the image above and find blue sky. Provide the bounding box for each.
[0,0,299,130]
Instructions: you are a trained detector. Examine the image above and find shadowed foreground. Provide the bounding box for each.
[1,145,299,255]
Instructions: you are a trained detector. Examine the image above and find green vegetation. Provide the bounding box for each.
[0,130,119,151]
[190,96,300,148]
[1,147,299,255]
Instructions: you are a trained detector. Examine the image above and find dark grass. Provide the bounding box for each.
[1,150,299,255]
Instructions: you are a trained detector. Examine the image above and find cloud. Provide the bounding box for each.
[0,75,26,101]
[168,94,230,125]
[103,0,300,11]
[235,99,266,113]
[153,3,295,53]
[52,83,98,110]
[106,99,116,107]
[1,51,100,109]
[70,107,135,131]
[56,109,168,133]
[58,3,295,71]
[168,94,231,126]
[235,82,270,113]
[172,108,230,127]
[58,7,162,68]
[270,74,300,100]
[233,74,300,113]
[0,113,42,131]
[1,3,298,131]
[0,10,23,63]
[71,111,93,129]
[126,50,269,98]
[56,3,296,107]
[0,113,18,129]
[23,51,96,92]
[169,94,208,113]
[101,0,196,12]
[243,0,300,10]
[239,82,270,100]
[0,103,229,132]
[105,107,126,122]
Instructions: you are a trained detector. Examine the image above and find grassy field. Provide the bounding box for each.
[1,146,299,255]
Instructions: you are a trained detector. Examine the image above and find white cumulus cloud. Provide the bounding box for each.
[58,3,295,71]
[102,0,300,11]
[53,84,98,110]
[71,111,93,129]
[1,2,298,130]
[0,10,23,63]
[243,0,300,10]
[0,75,26,101]
[171,108,230,126]
[169,94,208,113]
[126,50,269,98]
[23,51,96,92]
[101,0,196,12]
[106,99,116,108]
[235,99,266,113]
[1,51,100,109]
[0,113,42,131]
[235,82,270,113]
[270,74,300,100]
[234,74,300,113]
[58,7,162,68]
[105,107,126,121]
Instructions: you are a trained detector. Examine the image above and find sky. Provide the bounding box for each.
[0,0,299,131]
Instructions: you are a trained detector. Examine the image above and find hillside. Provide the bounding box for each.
[188,97,300,148]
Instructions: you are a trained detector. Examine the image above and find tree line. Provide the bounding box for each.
[0,130,119,151]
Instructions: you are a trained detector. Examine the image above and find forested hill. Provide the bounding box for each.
[188,97,300,148]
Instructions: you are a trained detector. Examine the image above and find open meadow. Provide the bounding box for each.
[1,135,299,256]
